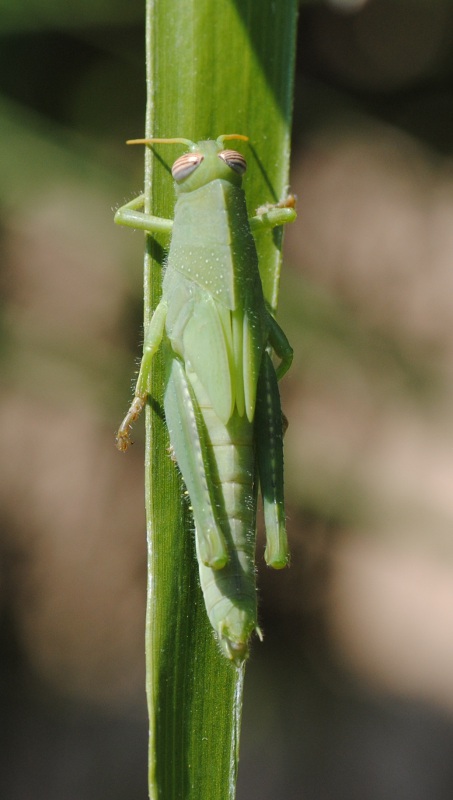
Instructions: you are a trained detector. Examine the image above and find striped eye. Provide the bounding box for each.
[218,149,247,175]
[172,152,204,181]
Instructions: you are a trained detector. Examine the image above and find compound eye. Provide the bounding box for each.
[172,152,204,181]
[218,149,247,175]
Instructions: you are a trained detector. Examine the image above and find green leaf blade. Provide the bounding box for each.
[143,2,298,799]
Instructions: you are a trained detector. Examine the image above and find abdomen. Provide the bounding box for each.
[189,367,258,662]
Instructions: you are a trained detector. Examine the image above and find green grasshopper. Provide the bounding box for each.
[116,134,295,663]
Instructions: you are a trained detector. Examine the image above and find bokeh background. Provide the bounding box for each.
[2,1,453,798]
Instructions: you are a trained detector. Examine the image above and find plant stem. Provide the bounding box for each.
[142,2,298,798]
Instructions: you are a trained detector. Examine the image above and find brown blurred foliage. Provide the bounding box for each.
[3,1,453,799]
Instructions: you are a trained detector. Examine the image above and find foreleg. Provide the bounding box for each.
[114,194,174,236]
[249,196,296,232]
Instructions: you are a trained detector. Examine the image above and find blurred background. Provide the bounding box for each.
[2,0,453,797]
